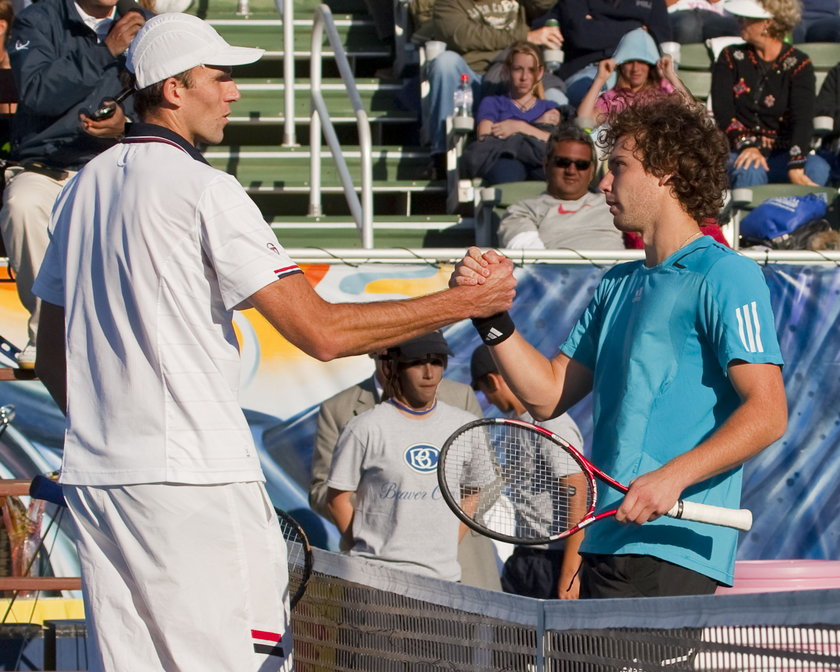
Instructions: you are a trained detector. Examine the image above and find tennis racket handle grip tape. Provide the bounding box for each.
[667,500,753,531]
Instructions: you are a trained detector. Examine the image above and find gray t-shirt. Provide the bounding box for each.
[497,191,624,250]
[513,412,584,550]
[327,400,480,581]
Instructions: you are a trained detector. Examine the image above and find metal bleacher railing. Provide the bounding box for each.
[291,548,840,671]
[309,3,375,248]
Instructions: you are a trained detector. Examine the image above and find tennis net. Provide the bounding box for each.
[291,549,840,671]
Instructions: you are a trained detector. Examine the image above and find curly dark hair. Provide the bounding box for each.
[599,95,729,222]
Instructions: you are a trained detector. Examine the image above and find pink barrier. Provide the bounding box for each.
[717,560,840,595]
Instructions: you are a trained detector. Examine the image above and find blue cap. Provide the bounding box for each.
[385,331,453,362]
[612,28,661,66]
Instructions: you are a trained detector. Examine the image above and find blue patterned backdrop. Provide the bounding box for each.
[1,262,837,559]
[444,262,840,562]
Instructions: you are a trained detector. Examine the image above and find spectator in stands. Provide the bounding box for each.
[470,344,583,599]
[0,0,146,367]
[554,0,672,107]
[310,347,502,590]
[793,0,840,43]
[460,42,561,185]
[576,28,690,131]
[666,0,740,44]
[712,0,830,188]
[815,61,840,183]
[496,125,624,249]
[423,0,562,175]
[327,332,491,583]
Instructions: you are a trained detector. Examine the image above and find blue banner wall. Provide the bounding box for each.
[445,262,840,562]
[0,261,837,560]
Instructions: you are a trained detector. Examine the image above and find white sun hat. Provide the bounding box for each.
[126,13,264,89]
[723,0,773,19]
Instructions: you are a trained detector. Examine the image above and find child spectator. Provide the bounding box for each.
[327,332,492,582]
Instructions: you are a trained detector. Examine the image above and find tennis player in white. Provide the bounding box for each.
[32,13,515,672]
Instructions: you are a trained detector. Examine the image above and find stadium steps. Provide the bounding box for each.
[191,0,458,245]
[204,145,444,218]
[269,215,472,248]
[211,19,391,60]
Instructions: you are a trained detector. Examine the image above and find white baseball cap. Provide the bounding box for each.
[127,13,264,89]
[724,0,773,19]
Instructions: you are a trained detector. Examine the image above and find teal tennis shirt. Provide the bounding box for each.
[561,236,783,585]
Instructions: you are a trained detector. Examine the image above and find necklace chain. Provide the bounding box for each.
[513,95,535,112]
[678,231,702,250]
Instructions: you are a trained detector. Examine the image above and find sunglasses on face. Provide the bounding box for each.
[551,156,592,171]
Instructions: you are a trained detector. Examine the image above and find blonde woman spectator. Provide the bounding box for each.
[462,42,561,184]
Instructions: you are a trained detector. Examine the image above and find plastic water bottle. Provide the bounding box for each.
[453,73,473,117]
[543,19,564,74]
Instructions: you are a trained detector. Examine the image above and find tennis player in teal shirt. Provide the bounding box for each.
[452,96,787,598]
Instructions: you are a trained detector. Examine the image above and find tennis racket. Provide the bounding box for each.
[275,508,313,609]
[437,418,753,545]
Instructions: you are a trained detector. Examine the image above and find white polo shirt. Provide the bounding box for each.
[34,123,302,486]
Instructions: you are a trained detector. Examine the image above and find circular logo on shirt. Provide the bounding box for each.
[404,444,440,473]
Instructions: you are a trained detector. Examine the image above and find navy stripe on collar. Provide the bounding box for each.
[123,122,210,165]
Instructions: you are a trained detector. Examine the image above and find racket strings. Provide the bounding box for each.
[277,513,311,607]
[445,423,592,542]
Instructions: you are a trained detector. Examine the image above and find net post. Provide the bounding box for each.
[536,601,546,672]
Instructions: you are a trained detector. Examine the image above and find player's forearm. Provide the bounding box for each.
[664,393,787,491]
[666,362,787,491]
[252,272,514,362]
[490,337,590,421]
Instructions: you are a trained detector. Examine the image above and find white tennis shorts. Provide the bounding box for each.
[64,481,293,672]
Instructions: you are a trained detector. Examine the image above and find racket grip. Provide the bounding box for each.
[667,500,753,531]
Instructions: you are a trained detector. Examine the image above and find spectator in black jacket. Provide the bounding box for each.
[555,0,672,107]
[0,0,146,368]
[711,0,829,188]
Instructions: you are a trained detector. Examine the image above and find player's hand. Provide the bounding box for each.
[450,246,492,286]
[450,247,512,286]
[80,104,127,138]
[733,147,768,171]
[105,10,146,57]
[788,168,817,186]
[526,25,563,48]
[466,254,517,318]
[615,465,687,525]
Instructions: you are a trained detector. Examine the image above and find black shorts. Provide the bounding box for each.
[580,553,719,599]
[501,545,568,599]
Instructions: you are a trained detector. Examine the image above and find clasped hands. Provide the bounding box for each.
[450,246,513,288]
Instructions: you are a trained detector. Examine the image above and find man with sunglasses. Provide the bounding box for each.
[497,125,623,249]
